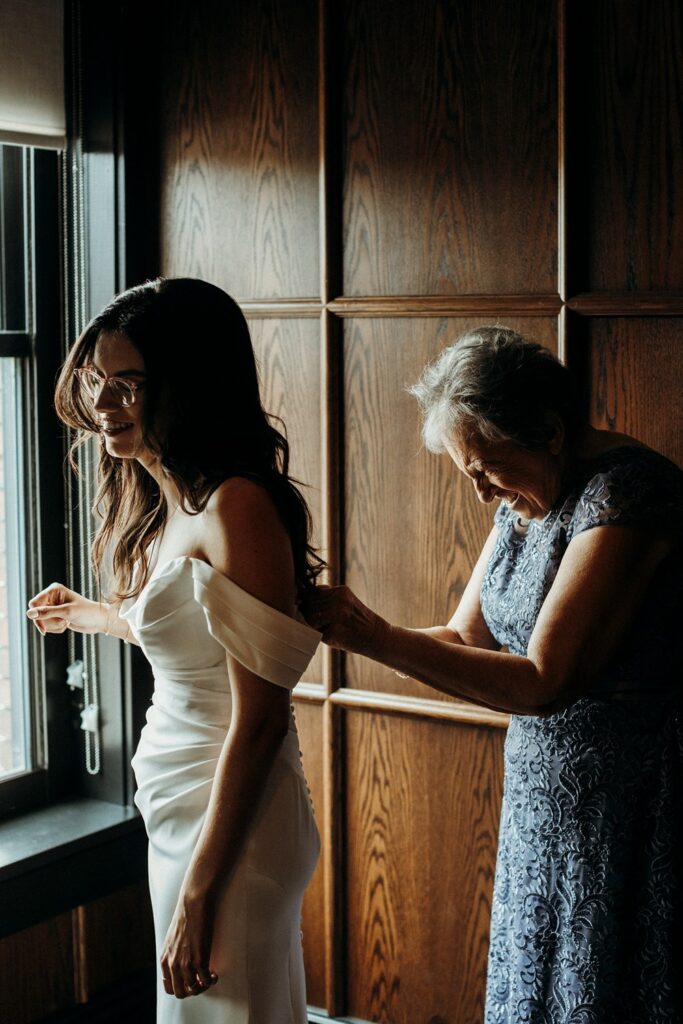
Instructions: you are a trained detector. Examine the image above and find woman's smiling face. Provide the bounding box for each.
[444,426,565,520]
[89,331,148,459]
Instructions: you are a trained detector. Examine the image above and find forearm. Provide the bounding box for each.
[374,620,551,716]
[180,723,285,901]
[416,624,464,643]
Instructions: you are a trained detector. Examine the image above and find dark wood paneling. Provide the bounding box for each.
[157,0,319,297]
[75,882,156,999]
[0,913,75,1023]
[567,0,683,291]
[343,316,558,697]
[292,699,326,1009]
[584,318,683,468]
[344,710,505,1023]
[250,317,324,682]
[342,0,557,296]
[123,1,683,1021]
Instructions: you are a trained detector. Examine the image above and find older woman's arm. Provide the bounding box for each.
[312,525,673,716]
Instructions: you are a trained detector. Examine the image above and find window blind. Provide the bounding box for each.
[0,0,65,149]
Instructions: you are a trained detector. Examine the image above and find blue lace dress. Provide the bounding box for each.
[480,446,683,1024]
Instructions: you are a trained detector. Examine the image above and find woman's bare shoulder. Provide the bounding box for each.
[201,476,295,613]
[205,475,277,514]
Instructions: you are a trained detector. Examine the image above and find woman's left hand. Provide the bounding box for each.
[303,584,388,656]
[160,890,218,1000]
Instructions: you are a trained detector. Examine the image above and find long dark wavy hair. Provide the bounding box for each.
[54,277,324,602]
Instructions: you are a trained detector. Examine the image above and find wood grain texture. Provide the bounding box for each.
[158,0,319,297]
[0,913,75,1023]
[584,318,683,468]
[118,2,683,1021]
[249,318,324,682]
[567,0,683,291]
[344,710,505,1023]
[342,0,557,296]
[291,699,326,1009]
[343,316,558,697]
[74,883,156,999]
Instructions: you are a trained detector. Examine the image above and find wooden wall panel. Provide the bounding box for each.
[127,0,683,1020]
[342,0,557,296]
[344,711,505,1023]
[568,0,683,291]
[292,699,326,1009]
[585,319,683,467]
[0,889,156,1022]
[343,316,558,697]
[0,913,75,1023]
[250,317,324,682]
[157,0,319,297]
[74,882,156,999]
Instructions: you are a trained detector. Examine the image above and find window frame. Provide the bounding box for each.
[0,0,154,824]
[0,146,74,819]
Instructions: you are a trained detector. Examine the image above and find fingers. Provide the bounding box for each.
[27,604,70,620]
[161,954,191,999]
[27,585,74,637]
[161,956,217,1000]
[26,604,71,634]
[194,964,218,991]
[28,583,70,607]
[303,584,345,628]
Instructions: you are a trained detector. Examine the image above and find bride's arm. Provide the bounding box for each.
[26,585,140,646]
[160,477,299,1001]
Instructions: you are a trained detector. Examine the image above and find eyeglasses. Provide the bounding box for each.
[75,367,146,408]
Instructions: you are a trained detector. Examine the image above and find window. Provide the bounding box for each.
[0,145,37,785]
[0,3,146,819]
[0,352,31,779]
[0,143,68,817]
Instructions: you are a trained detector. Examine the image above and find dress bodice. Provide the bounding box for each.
[126,558,322,1023]
[120,556,320,692]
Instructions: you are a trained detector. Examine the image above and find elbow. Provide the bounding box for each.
[521,661,577,718]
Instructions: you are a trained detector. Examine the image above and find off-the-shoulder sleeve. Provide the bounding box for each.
[191,559,321,690]
[569,449,683,541]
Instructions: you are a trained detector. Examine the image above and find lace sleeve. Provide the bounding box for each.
[570,449,683,541]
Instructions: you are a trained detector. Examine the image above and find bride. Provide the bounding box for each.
[26,278,322,1022]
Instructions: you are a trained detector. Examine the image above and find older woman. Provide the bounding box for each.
[306,327,682,1024]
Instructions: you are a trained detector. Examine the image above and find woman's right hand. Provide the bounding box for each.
[26,583,109,636]
[303,584,388,656]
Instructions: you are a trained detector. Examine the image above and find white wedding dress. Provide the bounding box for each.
[120,556,321,1023]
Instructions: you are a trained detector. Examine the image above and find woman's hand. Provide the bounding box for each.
[303,584,388,656]
[26,583,108,636]
[160,889,218,1000]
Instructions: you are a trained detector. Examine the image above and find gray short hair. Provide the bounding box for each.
[407,326,579,453]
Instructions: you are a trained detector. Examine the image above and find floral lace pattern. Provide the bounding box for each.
[480,447,683,1023]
